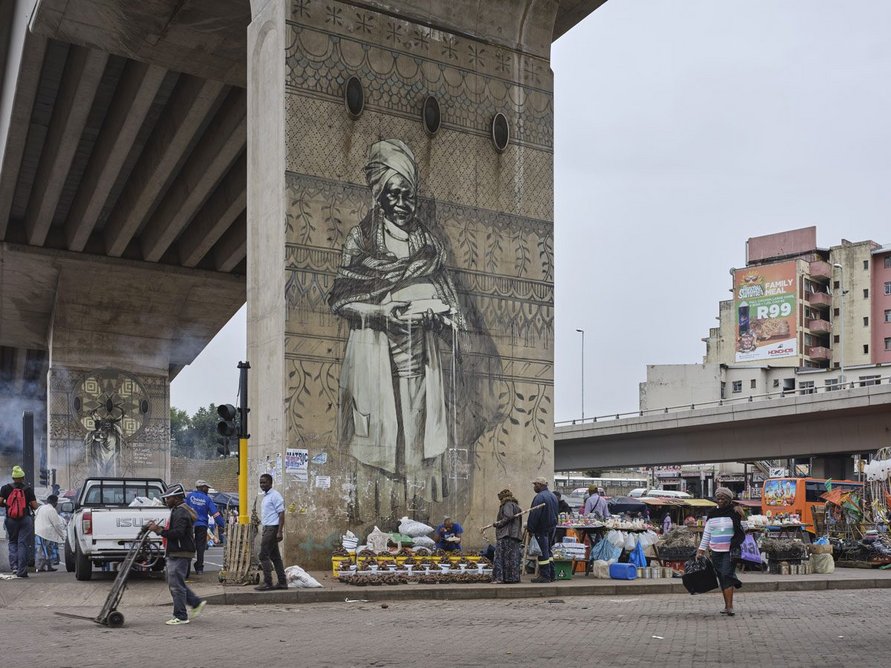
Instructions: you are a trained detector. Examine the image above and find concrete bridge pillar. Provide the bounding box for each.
[13,249,247,492]
[247,0,558,564]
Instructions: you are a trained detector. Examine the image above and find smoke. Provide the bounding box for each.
[0,378,47,465]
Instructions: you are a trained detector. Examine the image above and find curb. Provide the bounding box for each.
[203,575,891,606]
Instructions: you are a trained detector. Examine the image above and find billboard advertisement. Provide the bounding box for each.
[734,261,798,362]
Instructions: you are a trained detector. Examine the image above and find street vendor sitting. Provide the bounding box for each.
[433,516,463,551]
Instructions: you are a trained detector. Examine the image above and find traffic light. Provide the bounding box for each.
[217,404,238,439]
[39,467,49,486]
[216,435,231,457]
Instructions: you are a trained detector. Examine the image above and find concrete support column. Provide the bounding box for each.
[248,0,557,566]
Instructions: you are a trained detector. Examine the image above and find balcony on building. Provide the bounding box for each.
[805,291,832,308]
[806,346,832,360]
[806,318,832,334]
[808,260,833,281]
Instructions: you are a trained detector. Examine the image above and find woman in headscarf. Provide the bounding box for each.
[491,489,523,584]
[328,139,466,523]
[696,486,745,616]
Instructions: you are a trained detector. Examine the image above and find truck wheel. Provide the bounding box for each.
[64,542,76,573]
[74,543,92,581]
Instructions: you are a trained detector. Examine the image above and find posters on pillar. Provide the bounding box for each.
[326,139,504,525]
[733,261,798,362]
[286,448,308,483]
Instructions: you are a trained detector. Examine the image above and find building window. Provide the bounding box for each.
[864,260,869,270]
[885,337,891,351]
[772,379,780,388]
[885,282,891,296]
[860,375,880,387]
[783,378,796,391]
[886,309,891,323]
[833,280,840,290]
[825,379,840,391]
[732,380,742,394]
[750,379,757,389]
[885,256,891,269]
[834,334,840,343]
[720,381,726,399]
[864,344,869,354]
[834,308,840,317]
[800,381,815,395]
[864,316,869,326]
[865,288,870,298]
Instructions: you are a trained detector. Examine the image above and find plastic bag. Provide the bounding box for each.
[284,565,323,588]
[398,516,434,537]
[591,560,611,579]
[366,526,390,553]
[624,532,637,551]
[411,536,436,548]
[606,530,624,548]
[812,553,835,574]
[527,535,542,557]
[589,538,622,564]
[739,534,762,565]
[682,556,719,594]
[629,541,647,568]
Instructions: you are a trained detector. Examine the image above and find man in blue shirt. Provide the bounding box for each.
[433,517,463,551]
[255,473,287,591]
[185,480,224,575]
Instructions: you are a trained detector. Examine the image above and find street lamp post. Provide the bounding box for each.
[576,328,585,420]
[833,263,846,388]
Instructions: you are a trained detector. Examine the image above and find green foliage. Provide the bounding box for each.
[170,403,220,459]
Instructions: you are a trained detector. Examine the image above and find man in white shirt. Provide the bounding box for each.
[35,495,67,571]
[255,473,287,591]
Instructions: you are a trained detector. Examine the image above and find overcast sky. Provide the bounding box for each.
[172,0,891,423]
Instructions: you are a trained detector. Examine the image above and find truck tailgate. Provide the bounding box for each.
[88,508,171,547]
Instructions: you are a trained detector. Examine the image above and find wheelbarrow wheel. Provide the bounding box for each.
[106,611,125,628]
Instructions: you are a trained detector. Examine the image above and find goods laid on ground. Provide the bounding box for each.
[655,527,697,561]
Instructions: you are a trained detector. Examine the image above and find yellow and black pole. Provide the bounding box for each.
[236,361,250,525]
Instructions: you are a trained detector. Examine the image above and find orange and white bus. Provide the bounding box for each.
[760,477,863,532]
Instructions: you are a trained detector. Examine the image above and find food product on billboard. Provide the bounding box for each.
[751,318,791,341]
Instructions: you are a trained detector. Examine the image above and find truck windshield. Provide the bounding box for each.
[83,481,163,505]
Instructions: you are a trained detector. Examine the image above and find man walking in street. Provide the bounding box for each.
[255,473,287,591]
[1,466,39,578]
[527,476,559,583]
[147,484,207,625]
[185,480,224,575]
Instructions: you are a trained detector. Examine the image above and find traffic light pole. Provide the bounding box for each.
[237,361,250,525]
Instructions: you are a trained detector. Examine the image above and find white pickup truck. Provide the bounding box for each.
[65,478,171,581]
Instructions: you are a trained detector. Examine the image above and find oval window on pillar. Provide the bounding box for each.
[422,95,441,136]
[491,112,510,152]
[345,76,364,118]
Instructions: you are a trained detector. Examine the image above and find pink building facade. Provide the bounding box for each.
[872,247,891,364]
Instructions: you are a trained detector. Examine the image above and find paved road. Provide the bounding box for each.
[10,589,890,667]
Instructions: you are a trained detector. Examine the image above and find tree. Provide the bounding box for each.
[170,403,219,459]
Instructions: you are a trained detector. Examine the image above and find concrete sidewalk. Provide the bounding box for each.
[3,565,891,609]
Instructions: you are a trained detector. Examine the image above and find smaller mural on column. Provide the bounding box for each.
[73,369,150,477]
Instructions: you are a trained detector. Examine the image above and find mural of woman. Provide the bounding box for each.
[85,412,124,477]
[328,139,469,522]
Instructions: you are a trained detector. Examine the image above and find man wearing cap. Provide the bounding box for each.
[147,484,207,625]
[527,476,559,583]
[1,466,39,577]
[185,480,224,575]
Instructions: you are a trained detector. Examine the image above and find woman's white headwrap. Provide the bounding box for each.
[364,139,418,201]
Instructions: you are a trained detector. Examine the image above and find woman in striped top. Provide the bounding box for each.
[697,487,744,616]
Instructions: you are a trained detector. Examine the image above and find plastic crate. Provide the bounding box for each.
[554,560,574,580]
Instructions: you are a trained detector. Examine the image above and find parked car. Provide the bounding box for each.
[65,478,170,581]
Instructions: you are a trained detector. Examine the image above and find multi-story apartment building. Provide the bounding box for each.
[640,227,890,410]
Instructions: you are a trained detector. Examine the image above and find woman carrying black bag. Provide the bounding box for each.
[696,487,745,616]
